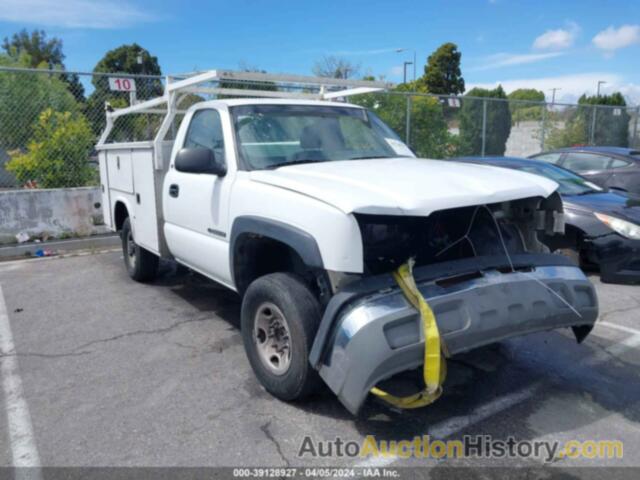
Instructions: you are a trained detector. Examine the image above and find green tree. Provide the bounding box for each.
[0,54,78,151]
[418,43,465,95]
[546,92,630,148]
[458,86,511,155]
[508,88,545,124]
[352,85,453,159]
[7,109,95,188]
[2,29,84,101]
[86,44,162,134]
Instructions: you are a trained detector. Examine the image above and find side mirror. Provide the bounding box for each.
[175,148,226,176]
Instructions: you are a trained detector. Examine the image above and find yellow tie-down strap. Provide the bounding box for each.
[370,260,447,409]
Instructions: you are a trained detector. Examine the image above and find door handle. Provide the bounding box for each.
[169,184,179,198]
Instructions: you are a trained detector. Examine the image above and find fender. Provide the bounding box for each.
[112,196,134,231]
[229,215,324,286]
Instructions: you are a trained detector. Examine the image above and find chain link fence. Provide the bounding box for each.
[1,66,639,189]
[0,66,165,189]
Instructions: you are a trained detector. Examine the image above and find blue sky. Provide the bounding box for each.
[1,0,640,103]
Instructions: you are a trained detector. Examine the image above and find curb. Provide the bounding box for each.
[0,234,120,260]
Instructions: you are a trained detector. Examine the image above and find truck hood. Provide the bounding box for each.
[249,157,559,215]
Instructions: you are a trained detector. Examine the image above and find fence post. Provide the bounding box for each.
[633,107,640,148]
[590,105,597,145]
[481,99,487,156]
[405,95,412,145]
[540,102,547,151]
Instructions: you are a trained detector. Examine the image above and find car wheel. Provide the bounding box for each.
[121,217,159,282]
[241,272,322,401]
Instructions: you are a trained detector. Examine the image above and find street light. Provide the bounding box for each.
[549,87,561,106]
[597,80,607,98]
[403,61,413,84]
[396,48,417,81]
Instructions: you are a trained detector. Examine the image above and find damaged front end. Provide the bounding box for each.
[310,194,599,414]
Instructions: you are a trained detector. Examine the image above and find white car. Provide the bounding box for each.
[97,72,598,414]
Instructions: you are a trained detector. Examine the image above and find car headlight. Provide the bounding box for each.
[594,212,640,240]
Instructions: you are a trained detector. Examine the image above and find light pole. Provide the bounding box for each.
[597,80,607,98]
[549,87,561,106]
[403,61,413,84]
[396,48,417,81]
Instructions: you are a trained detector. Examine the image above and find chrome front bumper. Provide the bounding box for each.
[309,254,598,414]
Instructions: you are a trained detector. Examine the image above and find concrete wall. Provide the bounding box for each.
[0,187,105,245]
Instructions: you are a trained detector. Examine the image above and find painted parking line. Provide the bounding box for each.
[591,321,640,361]
[598,321,640,336]
[355,323,640,470]
[0,285,41,476]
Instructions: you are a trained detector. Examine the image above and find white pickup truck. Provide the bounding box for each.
[97,71,598,414]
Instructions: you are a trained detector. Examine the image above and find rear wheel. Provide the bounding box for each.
[121,217,159,282]
[241,273,322,401]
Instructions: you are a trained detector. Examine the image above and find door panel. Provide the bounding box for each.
[162,108,233,285]
[609,159,640,193]
[562,152,613,188]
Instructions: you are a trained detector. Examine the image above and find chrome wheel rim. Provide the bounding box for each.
[126,230,137,269]
[253,302,291,375]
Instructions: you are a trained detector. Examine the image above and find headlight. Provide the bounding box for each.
[594,212,640,240]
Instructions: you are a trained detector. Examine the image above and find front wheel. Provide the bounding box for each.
[121,217,159,282]
[241,273,322,401]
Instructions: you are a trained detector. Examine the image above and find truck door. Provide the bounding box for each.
[163,107,235,288]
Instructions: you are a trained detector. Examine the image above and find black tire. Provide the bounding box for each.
[241,273,322,401]
[121,217,159,282]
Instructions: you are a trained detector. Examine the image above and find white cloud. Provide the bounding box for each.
[0,0,157,29]
[389,65,404,76]
[592,25,640,52]
[469,51,565,72]
[533,23,579,50]
[467,73,640,104]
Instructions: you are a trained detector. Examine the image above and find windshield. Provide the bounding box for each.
[231,104,411,170]
[515,162,603,195]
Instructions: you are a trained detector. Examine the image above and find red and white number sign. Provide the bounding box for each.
[108,77,137,92]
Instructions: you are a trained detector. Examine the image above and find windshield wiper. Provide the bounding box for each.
[265,159,323,169]
[347,155,393,160]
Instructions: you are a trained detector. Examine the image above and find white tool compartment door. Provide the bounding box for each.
[131,149,160,254]
[107,150,134,193]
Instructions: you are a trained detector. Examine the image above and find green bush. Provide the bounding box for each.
[0,54,79,151]
[508,88,545,125]
[458,86,511,156]
[7,108,95,188]
[353,87,453,159]
[546,93,630,149]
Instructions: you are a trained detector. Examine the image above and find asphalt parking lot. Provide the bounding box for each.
[0,250,639,476]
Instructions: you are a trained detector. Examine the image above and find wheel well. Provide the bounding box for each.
[114,201,129,231]
[233,234,325,298]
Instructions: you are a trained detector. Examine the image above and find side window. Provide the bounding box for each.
[184,109,225,163]
[533,152,562,164]
[611,158,632,169]
[563,153,611,173]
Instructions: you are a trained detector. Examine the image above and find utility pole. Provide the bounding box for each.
[549,88,561,106]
